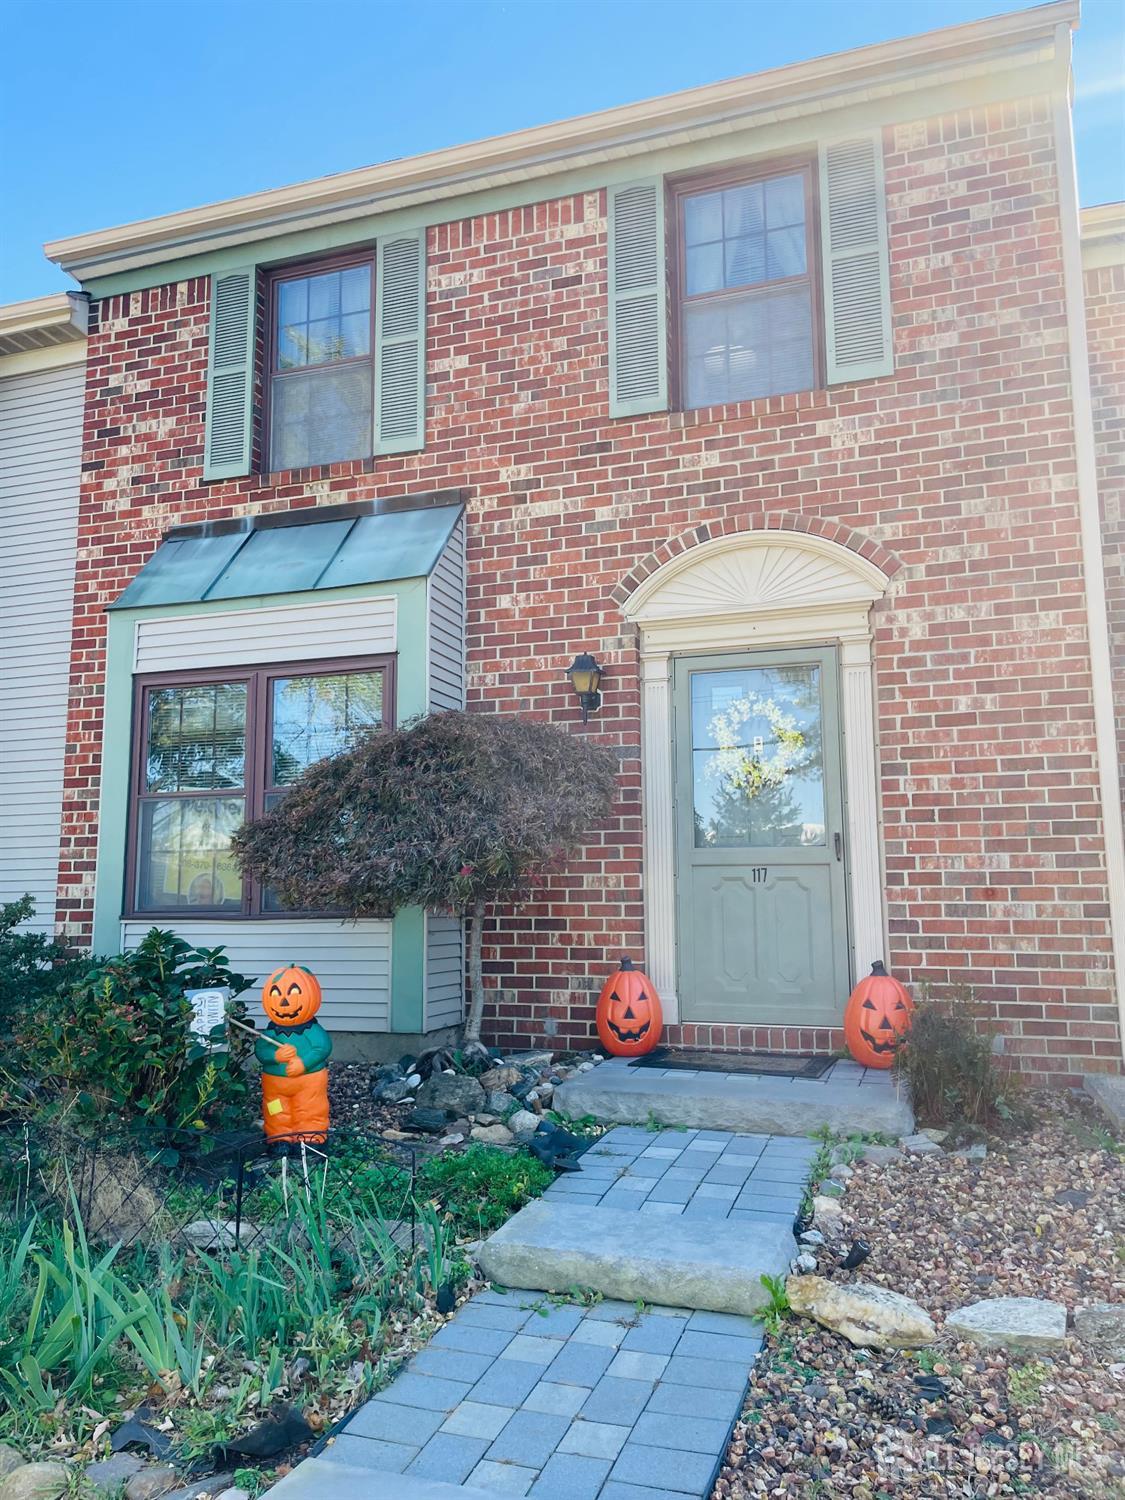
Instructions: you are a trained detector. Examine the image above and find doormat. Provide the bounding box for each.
[628,1046,836,1080]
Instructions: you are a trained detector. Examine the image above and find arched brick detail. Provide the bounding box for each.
[610,513,904,607]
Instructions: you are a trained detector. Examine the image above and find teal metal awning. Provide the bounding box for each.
[110,498,464,610]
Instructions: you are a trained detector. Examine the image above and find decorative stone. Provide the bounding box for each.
[1053,1188,1091,1208]
[900,1133,943,1156]
[84,1455,146,1494]
[479,1066,522,1091]
[415,1073,486,1117]
[124,1468,180,1500]
[0,1464,70,1500]
[786,1275,936,1349]
[161,1474,235,1500]
[0,1451,23,1483]
[504,1051,555,1070]
[485,1090,519,1114]
[509,1109,540,1141]
[856,1144,903,1165]
[919,1128,949,1143]
[794,1251,818,1273]
[216,1489,251,1500]
[471,1123,515,1146]
[944,1296,1067,1352]
[830,1162,855,1180]
[372,1074,414,1104]
[811,1195,843,1231]
[799,1229,825,1246]
[954,1144,988,1161]
[578,1061,595,1072]
[818,1180,846,1198]
[1074,1302,1125,1359]
[181,1219,258,1251]
[406,1106,449,1133]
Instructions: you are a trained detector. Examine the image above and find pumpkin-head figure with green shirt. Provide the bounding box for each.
[256,964,332,1142]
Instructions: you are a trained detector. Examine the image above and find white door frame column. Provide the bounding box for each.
[623,530,892,1024]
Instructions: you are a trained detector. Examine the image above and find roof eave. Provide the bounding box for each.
[0,292,89,358]
[44,0,1078,284]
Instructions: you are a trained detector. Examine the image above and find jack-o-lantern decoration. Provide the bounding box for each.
[256,964,332,1142]
[596,957,663,1057]
[843,961,913,1069]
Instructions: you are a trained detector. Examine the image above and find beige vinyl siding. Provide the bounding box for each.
[424,912,464,1029]
[0,361,83,933]
[133,595,398,673]
[121,918,393,1032]
[426,513,466,711]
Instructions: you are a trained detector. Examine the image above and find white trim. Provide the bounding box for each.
[1052,28,1125,1061]
[0,341,87,378]
[45,4,1074,281]
[624,530,891,1024]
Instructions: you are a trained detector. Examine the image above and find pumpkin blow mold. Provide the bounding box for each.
[843,960,913,1069]
[256,964,333,1142]
[596,956,663,1057]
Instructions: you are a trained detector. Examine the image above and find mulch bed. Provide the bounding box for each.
[715,1092,1125,1498]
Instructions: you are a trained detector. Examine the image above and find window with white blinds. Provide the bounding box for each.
[676,165,818,409]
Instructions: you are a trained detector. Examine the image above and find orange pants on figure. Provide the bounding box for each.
[261,1067,330,1143]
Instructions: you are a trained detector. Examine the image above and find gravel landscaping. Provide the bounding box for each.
[715,1092,1125,1498]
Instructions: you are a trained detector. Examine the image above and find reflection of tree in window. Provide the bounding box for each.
[693,667,824,849]
[271,672,383,786]
[146,684,246,791]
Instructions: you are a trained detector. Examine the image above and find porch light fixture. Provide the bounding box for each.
[567,653,604,722]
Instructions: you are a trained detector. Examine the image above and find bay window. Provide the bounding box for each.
[129,658,392,917]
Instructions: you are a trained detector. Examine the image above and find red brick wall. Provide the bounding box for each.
[1087,259,1125,829]
[61,96,1123,1086]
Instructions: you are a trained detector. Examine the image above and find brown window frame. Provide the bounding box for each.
[669,156,824,412]
[263,250,377,474]
[125,654,396,920]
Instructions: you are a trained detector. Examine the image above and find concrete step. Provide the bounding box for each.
[553,1057,913,1137]
[478,1199,794,1316]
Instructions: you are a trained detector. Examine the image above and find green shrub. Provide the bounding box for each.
[0,896,85,1034]
[894,997,1023,1128]
[13,928,254,1134]
[417,1144,553,1236]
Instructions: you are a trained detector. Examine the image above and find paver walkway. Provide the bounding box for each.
[543,1124,815,1225]
[276,1291,764,1500]
[272,1126,820,1499]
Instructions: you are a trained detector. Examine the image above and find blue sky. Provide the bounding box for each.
[3,0,1122,302]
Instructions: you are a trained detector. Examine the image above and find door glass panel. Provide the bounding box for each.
[690,665,825,848]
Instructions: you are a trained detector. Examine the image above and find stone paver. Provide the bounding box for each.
[538,1125,811,1223]
[553,1055,913,1136]
[286,1285,765,1499]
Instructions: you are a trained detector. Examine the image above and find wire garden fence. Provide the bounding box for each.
[0,1121,421,1260]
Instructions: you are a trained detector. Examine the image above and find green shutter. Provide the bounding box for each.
[819,134,894,385]
[608,178,668,418]
[375,231,426,453]
[203,267,256,480]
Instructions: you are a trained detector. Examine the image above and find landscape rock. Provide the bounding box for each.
[372,1073,414,1104]
[216,1489,251,1500]
[818,1180,846,1198]
[794,1251,818,1273]
[504,1050,555,1070]
[919,1128,949,1143]
[181,1218,258,1251]
[0,1464,70,1500]
[84,1454,146,1494]
[786,1275,936,1349]
[406,1106,449,1133]
[124,1467,180,1500]
[485,1090,518,1114]
[900,1133,943,1156]
[1073,1302,1125,1359]
[811,1195,843,1232]
[415,1073,486,1117]
[471,1123,515,1146]
[479,1065,522,1091]
[0,1452,23,1483]
[162,1474,235,1500]
[830,1162,854,1180]
[855,1144,902,1165]
[508,1109,540,1141]
[953,1143,987,1161]
[944,1296,1067,1352]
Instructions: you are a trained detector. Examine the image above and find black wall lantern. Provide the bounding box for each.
[567,653,604,722]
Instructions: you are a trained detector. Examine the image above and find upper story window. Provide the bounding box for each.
[129,657,392,917]
[267,255,375,472]
[674,164,818,410]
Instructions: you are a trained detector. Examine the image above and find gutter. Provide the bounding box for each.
[0,291,88,357]
[44,0,1077,282]
[1051,23,1125,1064]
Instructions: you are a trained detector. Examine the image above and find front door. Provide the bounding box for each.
[673,646,850,1027]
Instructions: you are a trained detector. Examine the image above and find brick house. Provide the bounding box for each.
[6,0,1121,1085]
